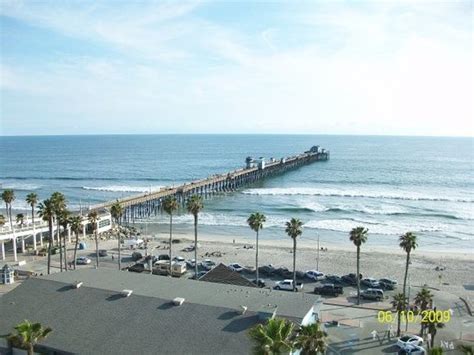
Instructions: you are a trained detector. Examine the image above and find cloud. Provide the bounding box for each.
[0,0,472,136]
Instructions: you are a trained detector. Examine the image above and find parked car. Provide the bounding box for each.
[379,280,396,290]
[172,256,185,263]
[99,249,108,257]
[396,335,424,349]
[128,263,145,273]
[305,270,325,281]
[131,252,143,261]
[228,263,245,272]
[252,279,266,288]
[314,284,343,296]
[361,278,380,288]
[274,280,304,292]
[258,264,275,275]
[76,256,91,265]
[361,288,384,301]
[186,259,196,268]
[325,275,343,284]
[295,271,306,279]
[342,273,362,285]
[201,259,216,271]
[196,271,208,279]
[158,254,170,261]
[153,261,187,277]
[380,278,397,286]
[399,344,426,354]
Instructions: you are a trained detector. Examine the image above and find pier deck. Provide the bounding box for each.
[90,146,330,223]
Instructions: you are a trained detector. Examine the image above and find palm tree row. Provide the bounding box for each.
[249,317,327,355]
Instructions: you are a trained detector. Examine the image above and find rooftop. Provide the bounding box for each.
[0,269,320,354]
[199,263,257,288]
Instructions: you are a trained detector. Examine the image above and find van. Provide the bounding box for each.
[361,288,384,301]
[153,261,187,277]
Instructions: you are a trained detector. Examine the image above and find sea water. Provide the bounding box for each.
[0,135,472,251]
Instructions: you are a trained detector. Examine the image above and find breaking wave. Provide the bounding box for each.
[242,187,473,203]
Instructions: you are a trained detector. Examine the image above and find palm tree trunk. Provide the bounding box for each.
[28,343,34,355]
[396,310,401,336]
[194,214,198,279]
[356,246,360,305]
[73,231,79,270]
[9,204,18,262]
[169,213,173,276]
[292,238,297,292]
[403,252,410,298]
[32,206,37,251]
[47,217,53,274]
[58,220,63,272]
[63,231,68,271]
[95,229,99,268]
[255,230,259,285]
[117,220,121,270]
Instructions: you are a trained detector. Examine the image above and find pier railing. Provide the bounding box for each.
[89,148,329,224]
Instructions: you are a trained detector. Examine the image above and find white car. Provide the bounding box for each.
[173,256,185,263]
[201,259,216,271]
[274,279,304,292]
[228,263,244,272]
[397,335,424,349]
[305,270,325,281]
[400,344,426,354]
[76,256,91,265]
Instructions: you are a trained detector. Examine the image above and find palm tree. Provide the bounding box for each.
[69,215,82,270]
[16,213,25,227]
[247,212,266,286]
[427,320,445,349]
[414,287,433,336]
[163,196,179,275]
[349,226,368,305]
[38,199,55,274]
[51,192,66,272]
[285,218,303,291]
[248,318,294,355]
[186,195,203,279]
[2,189,17,261]
[399,232,418,301]
[391,293,408,337]
[88,211,100,268]
[110,201,124,270]
[293,321,327,355]
[6,320,52,355]
[26,193,38,248]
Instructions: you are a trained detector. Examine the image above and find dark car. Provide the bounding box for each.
[252,279,266,288]
[295,271,306,280]
[99,249,108,257]
[342,273,362,285]
[379,280,396,290]
[258,265,275,276]
[325,275,343,284]
[131,252,143,261]
[158,254,170,261]
[128,263,145,273]
[314,284,344,296]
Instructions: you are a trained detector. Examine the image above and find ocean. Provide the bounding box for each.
[0,135,473,251]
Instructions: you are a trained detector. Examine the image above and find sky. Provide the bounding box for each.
[0,0,472,136]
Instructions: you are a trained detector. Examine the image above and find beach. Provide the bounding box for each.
[86,229,474,294]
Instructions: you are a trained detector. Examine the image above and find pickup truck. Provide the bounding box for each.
[274,280,304,292]
[313,284,343,296]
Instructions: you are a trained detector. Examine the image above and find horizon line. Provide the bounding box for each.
[0,132,473,139]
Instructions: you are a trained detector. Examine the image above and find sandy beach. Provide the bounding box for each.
[89,229,474,295]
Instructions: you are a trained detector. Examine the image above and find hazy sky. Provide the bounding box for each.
[0,0,472,136]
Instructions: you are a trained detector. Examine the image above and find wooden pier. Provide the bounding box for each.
[90,146,329,224]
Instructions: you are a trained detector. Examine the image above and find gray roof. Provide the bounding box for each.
[199,263,257,288]
[0,269,320,355]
